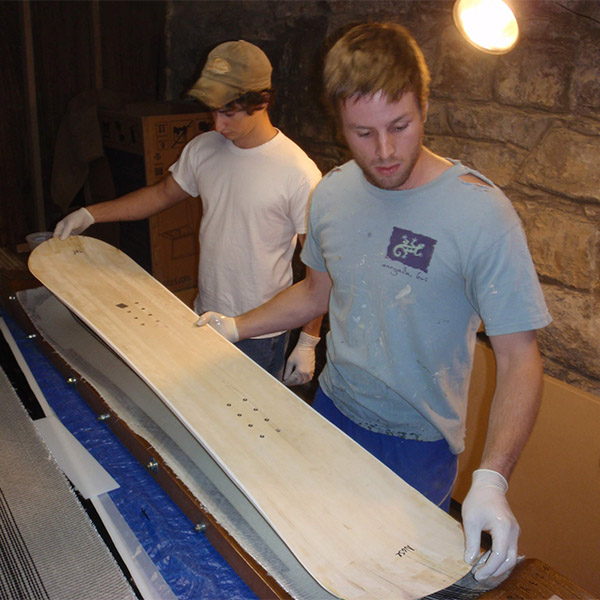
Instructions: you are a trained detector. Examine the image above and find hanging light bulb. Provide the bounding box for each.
[453,0,519,54]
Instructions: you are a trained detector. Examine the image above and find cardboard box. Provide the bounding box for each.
[99,103,211,293]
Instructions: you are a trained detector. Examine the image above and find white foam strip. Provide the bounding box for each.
[91,493,178,600]
[34,415,119,498]
[0,317,55,417]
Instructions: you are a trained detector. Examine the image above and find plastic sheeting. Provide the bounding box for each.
[1,308,258,600]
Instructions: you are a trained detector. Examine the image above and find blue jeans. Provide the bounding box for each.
[234,333,289,380]
[312,387,457,511]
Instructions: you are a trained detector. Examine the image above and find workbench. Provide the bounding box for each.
[0,248,594,600]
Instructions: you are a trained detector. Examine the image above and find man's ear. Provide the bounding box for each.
[423,101,429,124]
[249,102,269,115]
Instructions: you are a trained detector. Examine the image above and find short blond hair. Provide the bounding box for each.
[324,22,430,114]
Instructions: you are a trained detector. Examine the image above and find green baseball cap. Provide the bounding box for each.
[188,40,272,109]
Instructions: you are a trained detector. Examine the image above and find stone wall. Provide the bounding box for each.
[165,0,600,394]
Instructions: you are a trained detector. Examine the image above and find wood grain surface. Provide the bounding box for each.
[29,235,471,600]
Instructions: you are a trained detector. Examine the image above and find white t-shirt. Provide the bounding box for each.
[170,130,321,332]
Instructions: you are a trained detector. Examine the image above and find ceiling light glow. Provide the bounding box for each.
[453,0,519,54]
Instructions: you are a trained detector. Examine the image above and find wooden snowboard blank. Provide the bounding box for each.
[29,236,470,600]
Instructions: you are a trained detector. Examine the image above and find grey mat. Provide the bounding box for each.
[0,366,137,600]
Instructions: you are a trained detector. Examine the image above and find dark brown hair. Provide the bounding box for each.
[223,89,275,114]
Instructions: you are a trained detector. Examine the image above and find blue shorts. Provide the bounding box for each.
[235,332,289,380]
[312,387,457,511]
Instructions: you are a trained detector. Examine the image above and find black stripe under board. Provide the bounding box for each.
[0,488,50,600]
[0,326,45,421]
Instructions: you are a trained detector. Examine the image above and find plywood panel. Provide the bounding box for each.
[0,2,35,247]
[100,1,166,100]
[455,341,600,596]
[31,1,96,219]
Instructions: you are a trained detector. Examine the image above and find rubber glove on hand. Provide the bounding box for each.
[283,331,320,386]
[196,311,239,342]
[53,207,95,240]
[462,468,519,581]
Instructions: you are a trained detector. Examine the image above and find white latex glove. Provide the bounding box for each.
[462,468,519,581]
[195,311,239,342]
[53,207,95,240]
[283,331,320,386]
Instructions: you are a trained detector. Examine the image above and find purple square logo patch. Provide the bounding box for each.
[386,227,437,273]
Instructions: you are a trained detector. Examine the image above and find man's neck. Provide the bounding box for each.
[410,147,453,188]
[234,113,278,149]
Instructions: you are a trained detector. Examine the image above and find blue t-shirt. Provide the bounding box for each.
[302,160,551,453]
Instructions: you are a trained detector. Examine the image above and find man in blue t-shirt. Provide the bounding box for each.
[198,22,551,583]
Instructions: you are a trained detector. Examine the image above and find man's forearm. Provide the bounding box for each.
[236,269,330,340]
[301,315,324,338]
[296,236,325,339]
[89,175,188,223]
[480,330,544,479]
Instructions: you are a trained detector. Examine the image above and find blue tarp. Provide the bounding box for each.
[1,309,258,600]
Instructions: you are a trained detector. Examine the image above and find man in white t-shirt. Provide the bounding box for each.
[54,40,322,383]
